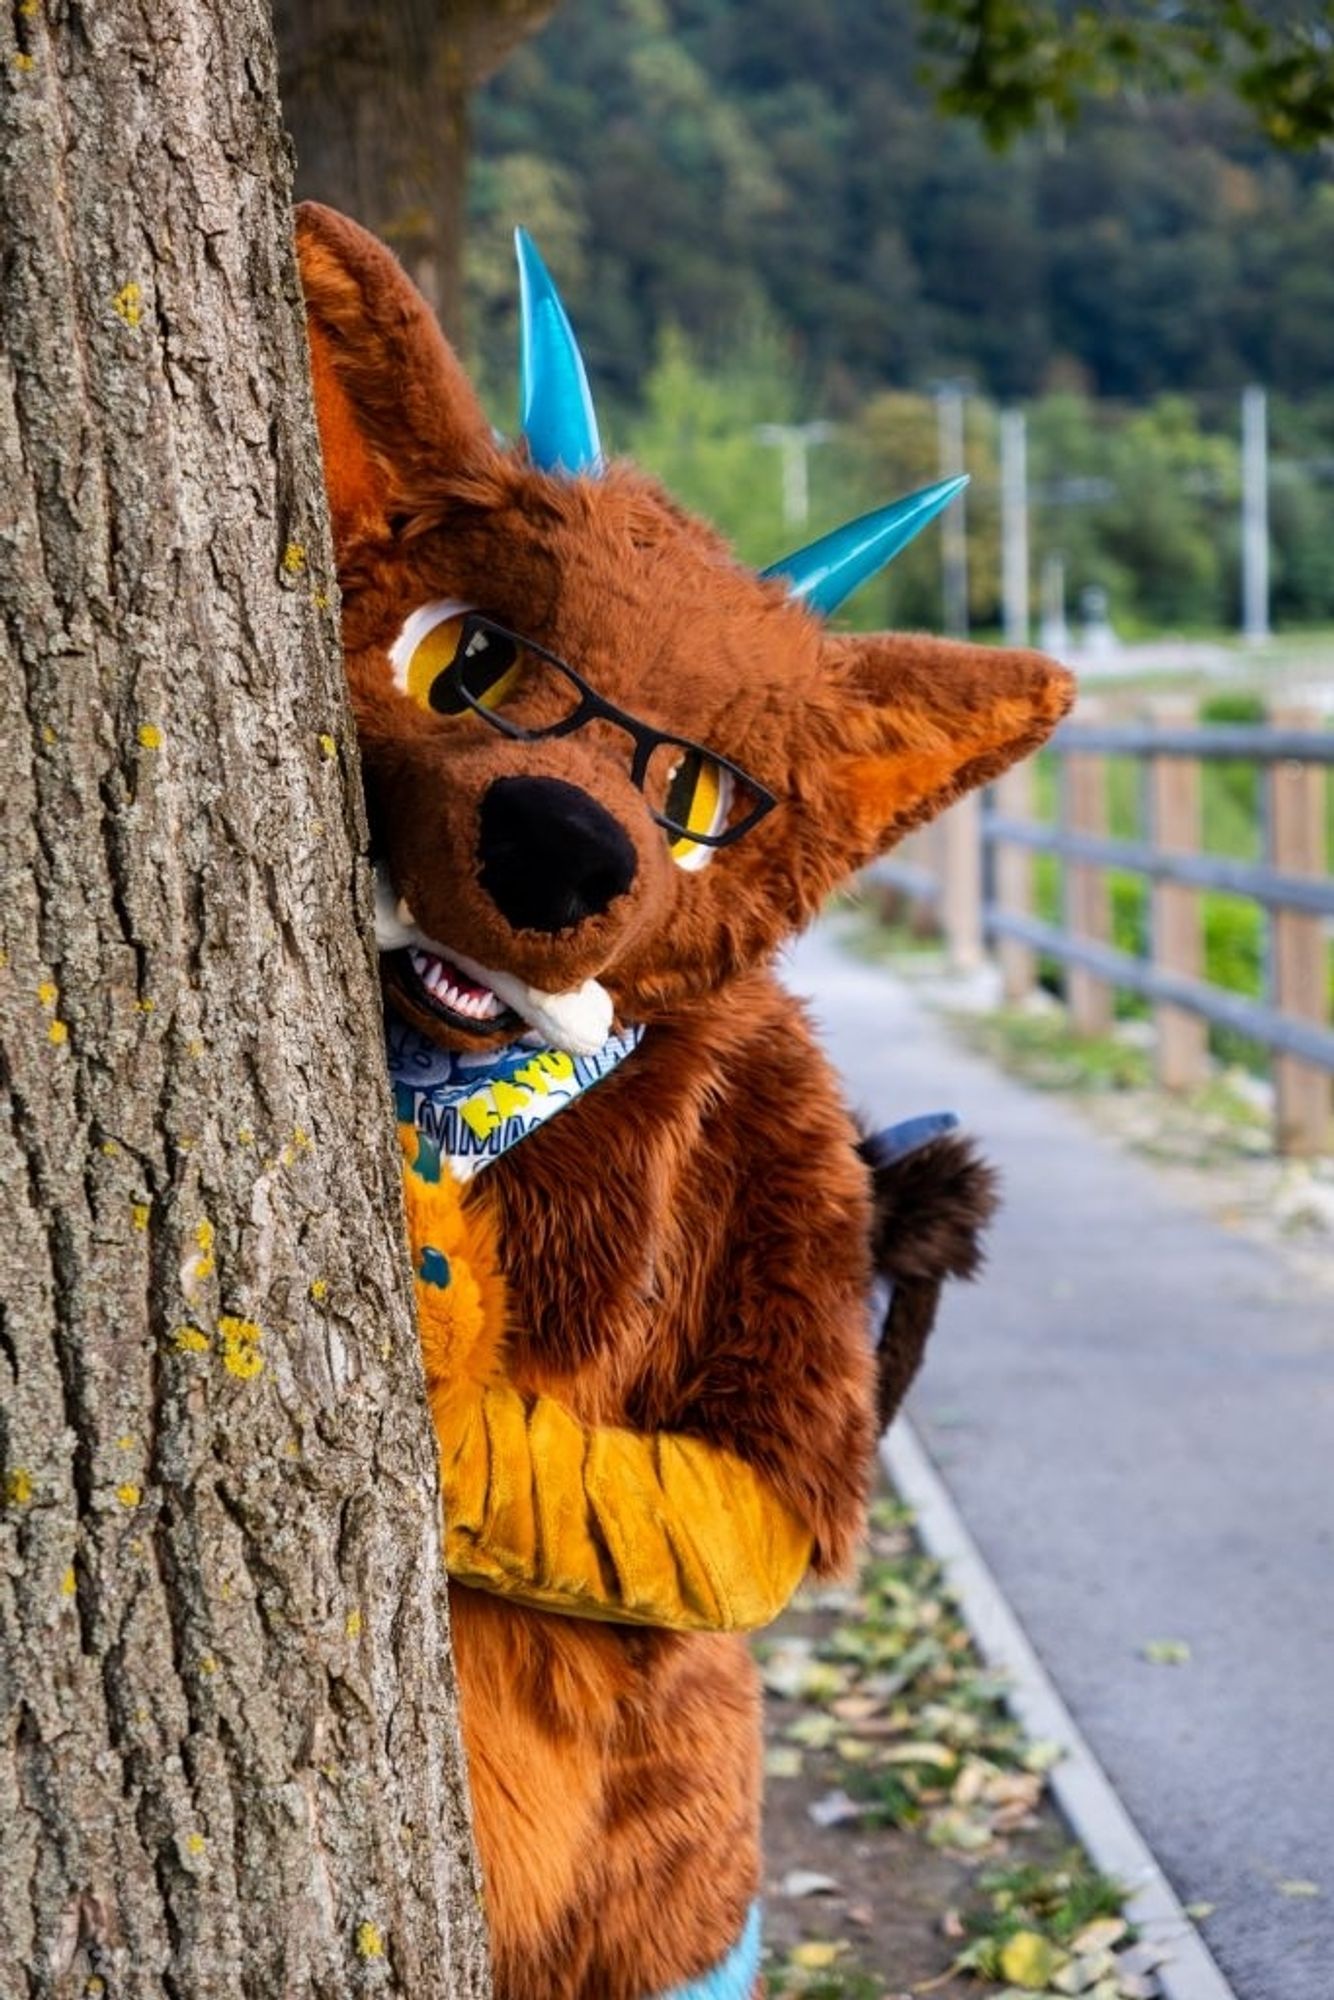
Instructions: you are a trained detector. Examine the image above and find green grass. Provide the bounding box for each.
[953,1006,1273,1153]
[956,1007,1153,1095]
[950,1852,1129,1983]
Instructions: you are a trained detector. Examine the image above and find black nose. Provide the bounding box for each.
[477,776,638,934]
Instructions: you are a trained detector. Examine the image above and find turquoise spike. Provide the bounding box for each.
[515,227,602,476]
[761,475,969,615]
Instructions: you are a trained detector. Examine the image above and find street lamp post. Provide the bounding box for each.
[1241,384,1270,645]
[1000,407,1030,647]
[934,380,970,637]
[754,420,835,529]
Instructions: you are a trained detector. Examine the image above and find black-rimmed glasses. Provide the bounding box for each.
[428,613,778,853]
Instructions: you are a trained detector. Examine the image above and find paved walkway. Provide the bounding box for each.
[785,923,1334,2000]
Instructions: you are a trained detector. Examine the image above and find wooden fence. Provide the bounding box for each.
[870,702,1334,1156]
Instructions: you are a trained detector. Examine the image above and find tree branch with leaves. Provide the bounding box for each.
[919,0,1334,148]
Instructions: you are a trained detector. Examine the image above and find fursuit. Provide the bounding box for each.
[296,203,1073,2000]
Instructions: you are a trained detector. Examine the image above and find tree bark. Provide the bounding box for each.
[275,0,558,338]
[0,5,489,1996]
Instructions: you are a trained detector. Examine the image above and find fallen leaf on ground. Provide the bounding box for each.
[926,1808,993,1853]
[951,1759,989,1807]
[780,1870,841,1899]
[830,1693,884,1722]
[1070,1917,1127,1953]
[807,1788,864,1828]
[880,1740,956,1768]
[788,1939,847,1969]
[765,1746,803,1779]
[786,1712,838,1750]
[1058,1947,1117,1988]
[759,1639,815,1698]
[987,1771,1044,1810]
[1277,1879,1321,1898]
[1140,1639,1191,1665]
[999,1929,1062,1988]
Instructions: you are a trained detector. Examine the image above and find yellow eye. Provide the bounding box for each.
[659,749,733,872]
[443,624,522,715]
[387,602,523,716]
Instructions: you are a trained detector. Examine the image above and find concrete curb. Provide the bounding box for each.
[881,1417,1240,2000]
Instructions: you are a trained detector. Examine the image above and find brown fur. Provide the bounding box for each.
[296,201,1074,1999]
[860,1131,1000,1428]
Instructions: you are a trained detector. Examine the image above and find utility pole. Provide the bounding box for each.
[1039,552,1069,656]
[1242,384,1270,644]
[1000,407,1030,647]
[935,382,969,636]
[754,421,835,529]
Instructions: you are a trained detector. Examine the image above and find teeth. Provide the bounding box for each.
[375,859,612,1053]
[407,947,507,1026]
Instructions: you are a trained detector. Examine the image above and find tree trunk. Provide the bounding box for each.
[275,0,558,340]
[0,5,489,1996]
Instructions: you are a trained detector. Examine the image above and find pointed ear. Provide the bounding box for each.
[294,201,497,547]
[821,632,1074,865]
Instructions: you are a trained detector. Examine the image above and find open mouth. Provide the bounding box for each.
[373,863,616,1055]
[397,946,522,1036]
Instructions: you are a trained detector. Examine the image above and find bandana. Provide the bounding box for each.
[387,1011,644,1184]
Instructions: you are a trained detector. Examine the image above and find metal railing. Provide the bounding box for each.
[868,701,1333,1154]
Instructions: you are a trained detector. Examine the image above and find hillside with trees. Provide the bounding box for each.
[466,0,1334,636]
[469,0,1334,409]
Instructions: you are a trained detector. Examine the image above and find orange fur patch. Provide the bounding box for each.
[306,319,389,538]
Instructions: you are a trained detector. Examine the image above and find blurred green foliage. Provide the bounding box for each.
[468,1,1334,634]
[919,1,1334,152]
[471,0,1334,407]
[595,331,1334,633]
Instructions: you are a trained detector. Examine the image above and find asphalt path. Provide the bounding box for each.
[785,922,1334,2000]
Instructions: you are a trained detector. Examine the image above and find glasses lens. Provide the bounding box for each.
[645,739,767,853]
[435,621,584,736]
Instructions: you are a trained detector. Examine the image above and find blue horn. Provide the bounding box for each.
[762,475,968,616]
[516,228,602,476]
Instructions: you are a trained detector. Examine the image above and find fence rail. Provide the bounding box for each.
[868,700,1333,1155]
[984,817,1334,918]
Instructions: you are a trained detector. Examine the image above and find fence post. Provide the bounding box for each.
[1148,700,1208,1091]
[1063,704,1113,1034]
[993,761,1036,1001]
[1268,706,1331,1155]
[941,793,983,971]
[912,823,944,940]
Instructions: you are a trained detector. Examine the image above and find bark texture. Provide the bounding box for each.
[0,5,489,1995]
[275,0,558,336]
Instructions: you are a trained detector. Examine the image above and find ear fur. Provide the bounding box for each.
[295,201,497,546]
[821,631,1074,864]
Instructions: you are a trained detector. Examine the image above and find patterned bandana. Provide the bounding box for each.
[387,1010,644,1184]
